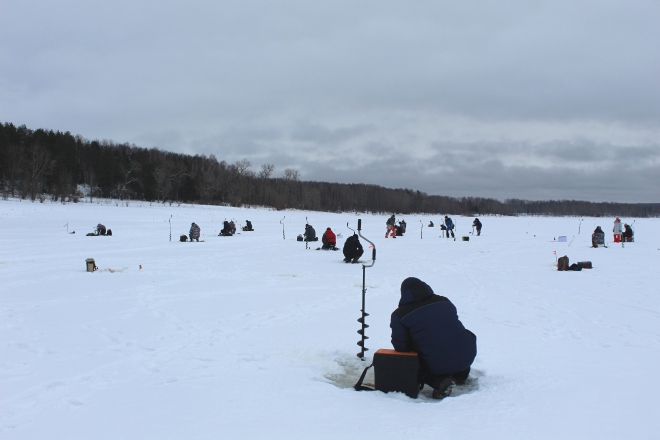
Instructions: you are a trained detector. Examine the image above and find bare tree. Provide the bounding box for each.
[258,163,275,204]
[234,158,253,176]
[283,168,300,181]
[24,143,52,201]
[114,161,141,200]
[153,166,172,202]
[170,162,189,201]
[258,163,275,179]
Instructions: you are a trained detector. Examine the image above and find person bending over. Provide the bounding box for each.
[472,218,482,236]
[443,216,455,239]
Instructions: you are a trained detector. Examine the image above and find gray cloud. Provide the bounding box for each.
[1,0,659,202]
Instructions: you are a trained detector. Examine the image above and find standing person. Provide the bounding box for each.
[390,277,477,399]
[342,233,364,263]
[189,222,201,242]
[443,216,455,239]
[472,218,482,236]
[386,215,397,238]
[613,217,622,243]
[321,227,337,250]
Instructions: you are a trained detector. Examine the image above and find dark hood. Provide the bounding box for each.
[399,277,434,306]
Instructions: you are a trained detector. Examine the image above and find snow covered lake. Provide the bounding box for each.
[1,199,658,439]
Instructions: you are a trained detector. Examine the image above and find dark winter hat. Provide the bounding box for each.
[399,277,434,306]
[327,227,331,230]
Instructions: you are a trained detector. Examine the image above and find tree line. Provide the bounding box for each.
[1,122,658,217]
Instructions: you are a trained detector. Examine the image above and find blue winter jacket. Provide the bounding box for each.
[390,277,477,375]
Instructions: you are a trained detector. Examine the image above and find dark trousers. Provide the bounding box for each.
[422,367,471,389]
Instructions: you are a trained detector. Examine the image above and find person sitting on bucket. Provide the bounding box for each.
[96,223,106,236]
[622,224,634,242]
[189,222,201,242]
[396,220,407,236]
[304,224,317,242]
[220,221,233,236]
[472,218,482,236]
[390,277,477,399]
[243,220,253,231]
[321,227,337,250]
[342,233,364,263]
[592,226,605,248]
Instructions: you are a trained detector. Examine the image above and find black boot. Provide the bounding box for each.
[431,377,453,400]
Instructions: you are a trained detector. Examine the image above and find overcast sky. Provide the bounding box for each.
[2,0,659,202]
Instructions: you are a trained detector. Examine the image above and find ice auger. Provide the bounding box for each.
[352,219,376,360]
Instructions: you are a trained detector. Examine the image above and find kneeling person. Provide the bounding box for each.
[342,234,364,263]
[390,277,477,399]
[96,223,106,236]
[321,227,337,250]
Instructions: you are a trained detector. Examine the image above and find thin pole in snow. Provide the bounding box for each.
[280,216,286,240]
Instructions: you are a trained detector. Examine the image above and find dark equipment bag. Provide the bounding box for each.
[557,256,569,271]
[354,349,420,398]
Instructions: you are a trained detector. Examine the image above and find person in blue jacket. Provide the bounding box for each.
[443,216,455,239]
[390,277,477,399]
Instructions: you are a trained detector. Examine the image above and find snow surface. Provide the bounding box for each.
[1,199,659,439]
